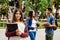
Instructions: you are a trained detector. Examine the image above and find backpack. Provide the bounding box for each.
[50,16,58,30]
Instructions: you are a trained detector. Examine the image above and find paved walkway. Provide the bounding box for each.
[0,29,60,40]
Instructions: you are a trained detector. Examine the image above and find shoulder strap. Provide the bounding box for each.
[50,15,52,24]
[50,15,58,27]
[55,19,58,27]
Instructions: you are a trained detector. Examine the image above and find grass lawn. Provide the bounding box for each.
[0,21,60,29]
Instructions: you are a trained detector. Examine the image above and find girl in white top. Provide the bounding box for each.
[26,10,38,40]
[5,9,28,40]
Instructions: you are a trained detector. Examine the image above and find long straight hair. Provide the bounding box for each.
[28,11,33,20]
[28,11,36,21]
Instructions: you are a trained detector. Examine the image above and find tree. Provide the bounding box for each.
[23,0,30,17]
[53,0,60,19]
[24,0,48,18]
[0,0,9,15]
[23,0,57,19]
[47,0,53,7]
[20,0,22,11]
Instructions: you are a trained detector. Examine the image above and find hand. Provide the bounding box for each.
[35,26,39,29]
[43,22,50,26]
[43,22,51,27]
[49,25,56,28]
[16,29,22,36]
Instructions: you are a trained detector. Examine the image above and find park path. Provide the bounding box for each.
[0,29,60,40]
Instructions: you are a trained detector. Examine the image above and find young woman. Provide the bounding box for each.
[26,11,38,40]
[5,9,28,40]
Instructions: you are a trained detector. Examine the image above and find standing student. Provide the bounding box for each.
[26,11,38,40]
[43,8,56,40]
[5,9,28,40]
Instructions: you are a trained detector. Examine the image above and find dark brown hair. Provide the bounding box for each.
[12,9,24,23]
[28,11,33,20]
[47,8,52,13]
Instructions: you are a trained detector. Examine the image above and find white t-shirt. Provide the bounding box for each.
[9,22,27,40]
[31,18,37,27]
[17,22,25,33]
[29,18,37,32]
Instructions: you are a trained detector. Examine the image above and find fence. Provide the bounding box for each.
[0,19,8,28]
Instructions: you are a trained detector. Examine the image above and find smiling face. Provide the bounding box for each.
[15,11,21,21]
[12,9,23,22]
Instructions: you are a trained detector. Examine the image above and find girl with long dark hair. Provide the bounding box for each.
[5,9,28,40]
[26,10,38,40]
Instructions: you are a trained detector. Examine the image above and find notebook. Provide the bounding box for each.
[7,24,18,32]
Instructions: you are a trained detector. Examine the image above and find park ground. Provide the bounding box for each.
[0,29,60,40]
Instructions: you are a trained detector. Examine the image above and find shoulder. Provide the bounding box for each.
[50,14,56,22]
[26,17,31,22]
[23,21,27,26]
[50,14,56,19]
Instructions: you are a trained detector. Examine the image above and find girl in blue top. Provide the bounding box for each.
[26,10,38,40]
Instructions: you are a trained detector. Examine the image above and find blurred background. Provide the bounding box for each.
[0,0,60,29]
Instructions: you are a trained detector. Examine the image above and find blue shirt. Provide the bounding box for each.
[45,14,56,33]
[26,17,34,30]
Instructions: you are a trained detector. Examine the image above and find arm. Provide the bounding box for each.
[5,28,16,37]
[20,26,28,37]
[28,25,34,30]
[43,16,56,28]
[50,16,56,27]
[50,22,56,27]
[50,21,57,30]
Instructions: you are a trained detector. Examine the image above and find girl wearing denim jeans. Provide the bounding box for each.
[26,11,38,40]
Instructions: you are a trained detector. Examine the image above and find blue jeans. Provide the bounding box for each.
[29,31,36,40]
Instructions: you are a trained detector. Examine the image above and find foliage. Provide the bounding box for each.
[54,0,60,8]
[23,0,54,18]
[54,0,60,4]
[0,0,9,15]
[23,0,30,17]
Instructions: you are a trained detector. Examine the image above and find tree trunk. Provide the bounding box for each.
[55,3,59,19]
[18,0,22,12]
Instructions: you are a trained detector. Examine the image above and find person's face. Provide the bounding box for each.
[46,9,50,16]
[15,11,21,20]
